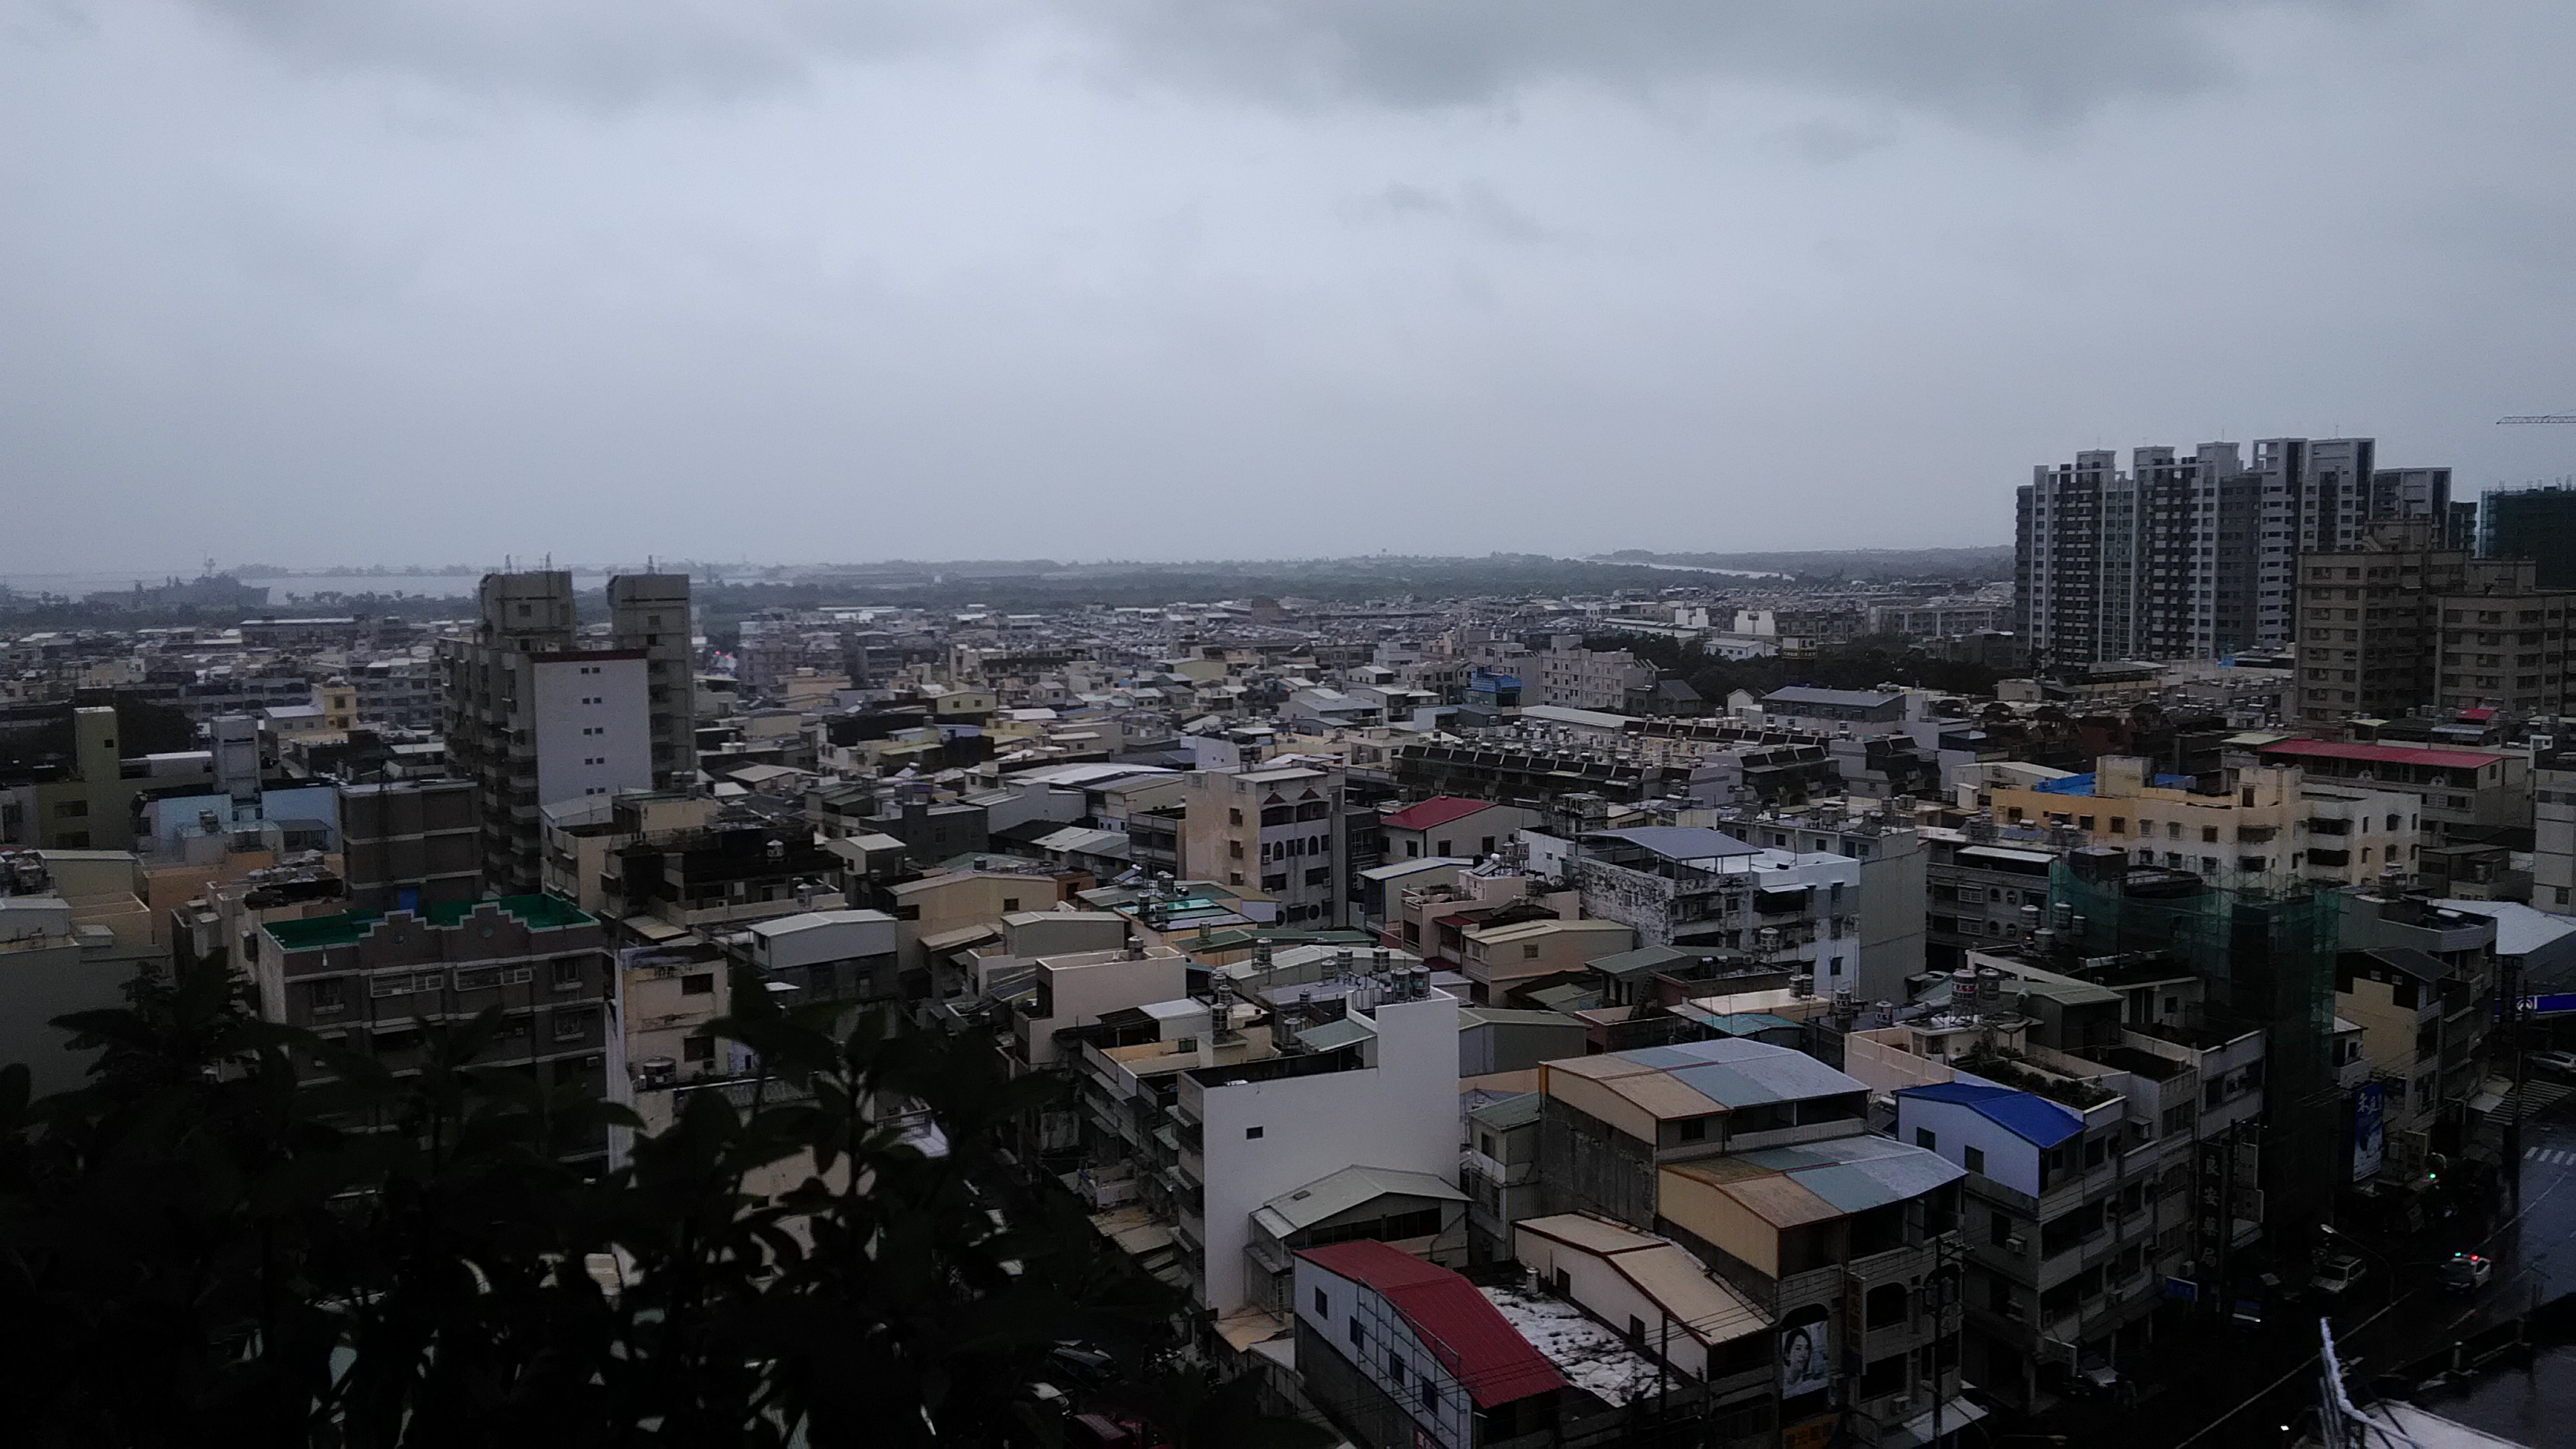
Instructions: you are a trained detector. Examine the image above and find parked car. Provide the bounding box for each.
[2528,1050,2576,1079]
[2438,1252,2493,1293]
[2311,1253,2368,1298]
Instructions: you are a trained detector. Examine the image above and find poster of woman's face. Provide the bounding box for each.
[1779,1321,1829,1397]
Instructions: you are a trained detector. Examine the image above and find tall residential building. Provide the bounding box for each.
[338,777,481,912]
[2291,519,2574,728]
[2293,519,2473,728]
[2015,448,2117,668]
[606,573,698,788]
[2020,436,2456,668]
[2432,575,2576,717]
[442,571,688,895]
[2533,754,2576,915]
[2479,483,2576,589]
[2016,443,2255,668]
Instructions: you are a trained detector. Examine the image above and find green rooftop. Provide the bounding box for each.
[264,893,594,952]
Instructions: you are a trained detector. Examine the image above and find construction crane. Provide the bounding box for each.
[2498,414,2576,424]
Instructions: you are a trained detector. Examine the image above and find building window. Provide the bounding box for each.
[1245,1125,1264,1140]
[554,1009,591,1043]
[683,1034,715,1063]
[1964,1145,1985,1174]
[309,978,345,1013]
[552,957,584,991]
[1915,1128,1936,1151]
[680,972,715,997]
[1315,1287,1329,1316]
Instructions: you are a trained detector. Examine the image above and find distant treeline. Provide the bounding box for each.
[1589,632,2004,702]
[3,549,2011,634]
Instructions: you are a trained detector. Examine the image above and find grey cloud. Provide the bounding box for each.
[1346,181,1558,244]
[1766,116,1898,166]
[1044,1,2385,130]
[172,0,2389,131]
[182,0,987,106]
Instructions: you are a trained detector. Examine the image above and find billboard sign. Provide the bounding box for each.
[1778,1317,1830,1399]
[2352,1082,2386,1181]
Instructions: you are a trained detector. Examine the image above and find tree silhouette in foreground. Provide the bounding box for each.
[0,959,1317,1447]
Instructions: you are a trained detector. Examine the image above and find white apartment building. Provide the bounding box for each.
[1528,640,1656,712]
[1183,979,1460,1316]
[532,652,654,812]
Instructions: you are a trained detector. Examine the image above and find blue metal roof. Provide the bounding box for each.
[2031,771,2196,796]
[1900,1081,2083,1148]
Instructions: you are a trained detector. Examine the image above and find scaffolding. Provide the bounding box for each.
[2050,855,2346,1228]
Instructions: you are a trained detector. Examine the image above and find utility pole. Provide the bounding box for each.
[2500,952,2524,1215]
[1920,1234,1963,1447]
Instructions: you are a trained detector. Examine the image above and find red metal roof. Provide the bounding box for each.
[1297,1241,1566,1408]
[2256,739,2509,769]
[1380,796,1500,833]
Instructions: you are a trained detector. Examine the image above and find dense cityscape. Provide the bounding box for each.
[3,455,2575,1444]
[14,5,2576,1447]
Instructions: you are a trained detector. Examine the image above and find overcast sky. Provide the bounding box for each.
[6,2,2575,573]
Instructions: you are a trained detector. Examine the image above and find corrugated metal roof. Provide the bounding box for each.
[1256,1165,1466,1234]
[2258,739,2509,769]
[1469,1091,1544,1130]
[1514,1215,1770,1346]
[1664,1037,1865,1106]
[1554,1037,1865,1120]
[1664,1134,1963,1228]
[1900,1081,2084,1148]
[1689,1169,1842,1229]
[2361,945,2447,982]
[1381,796,1500,832]
[1297,1018,1376,1053]
[1582,826,1758,861]
[1735,1134,1967,1213]
[1297,1241,1567,1407]
[1763,686,1902,708]
[1358,856,1476,882]
[917,923,1001,952]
